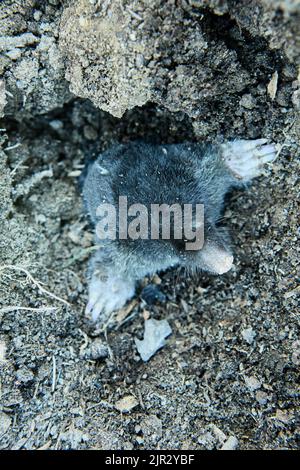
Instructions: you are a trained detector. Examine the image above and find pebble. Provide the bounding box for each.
[6,49,22,60]
[221,436,239,450]
[0,412,11,436]
[16,366,34,383]
[115,395,139,413]
[255,390,269,405]
[240,94,256,109]
[140,415,162,444]
[210,424,227,444]
[267,71,278,100]
[291,340,300,365]
[198,431,215,450]
[80,338,108,361]
[135,318,172,362]
[244,375,261,392]
[136,54,145,68]
[49,119,63,131]
[241,327,256,345]
[0,340,6,362]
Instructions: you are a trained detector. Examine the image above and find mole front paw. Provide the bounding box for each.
[222,139,277,182]
[85,273,136,323]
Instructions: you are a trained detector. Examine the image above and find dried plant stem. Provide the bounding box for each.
[0,306,58,313]
[0,264,70,306]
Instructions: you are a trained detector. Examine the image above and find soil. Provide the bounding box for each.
[0,0,299,450]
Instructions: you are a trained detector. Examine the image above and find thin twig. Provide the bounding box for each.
[51,355,57,393]
[4,143,21,151]
[0,265,70,306]
[0,306,58,313]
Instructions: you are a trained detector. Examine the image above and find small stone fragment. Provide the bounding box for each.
[244,375,261,392]
[0,80,7,118]
[273,409,291,424]
[210,424,227,445]
[60,427,89,449]
[6,48,22,60]
[0,33,39,52]
[292,88,300,109]
[241,327,256,344]
[80,338,109,360]
[256,390,269,405]
[0,412,11,436]
[49,119,63,131]
[198,431,215,450]
[291,340,300,365]
[135,318,172,362]
[0,340,6,362]
[115,395,139,413]
[140,415,162,444]
[221,436,239,450]
[240,94,256,109]
[267,71,278,100]
[16,367,34,384]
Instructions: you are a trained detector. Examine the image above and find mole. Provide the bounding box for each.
[82,139,276,322]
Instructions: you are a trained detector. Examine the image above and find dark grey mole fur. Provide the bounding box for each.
[83,139,276,322]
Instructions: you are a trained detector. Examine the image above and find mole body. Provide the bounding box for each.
[82,139,276,322]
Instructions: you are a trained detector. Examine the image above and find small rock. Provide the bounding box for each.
[49,119,63,131]
[135,318,172,362]
[198,431,215,450]
[33,10,42,21]
[16,367,34,384]
[244,375,261,392]
[115,395,139,413]
[241,327,256,344]
[240,94,256,109]
[0,412,11,436]
[0,80,7,118]
[221,436,239,450]
[80,339,108,361]
[273,409,292,424]
[292,88,300,109]
[152,274,162,285]
[140,415,162,444]
[291,340,300,365]
[0,340,6,362]
[136,54,145,68]
[267,71,278,101]
[210,424,227,445]
[256,390,269,405]
[60,427,89,449]
[6,48,22,60]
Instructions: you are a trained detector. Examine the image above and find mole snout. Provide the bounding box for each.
[201,246,234,275]
[82,139,277,323]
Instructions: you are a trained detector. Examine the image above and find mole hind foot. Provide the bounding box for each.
[85,272,136,323]
[221,139,277,182]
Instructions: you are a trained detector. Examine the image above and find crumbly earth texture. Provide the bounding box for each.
[0,0,299,450]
